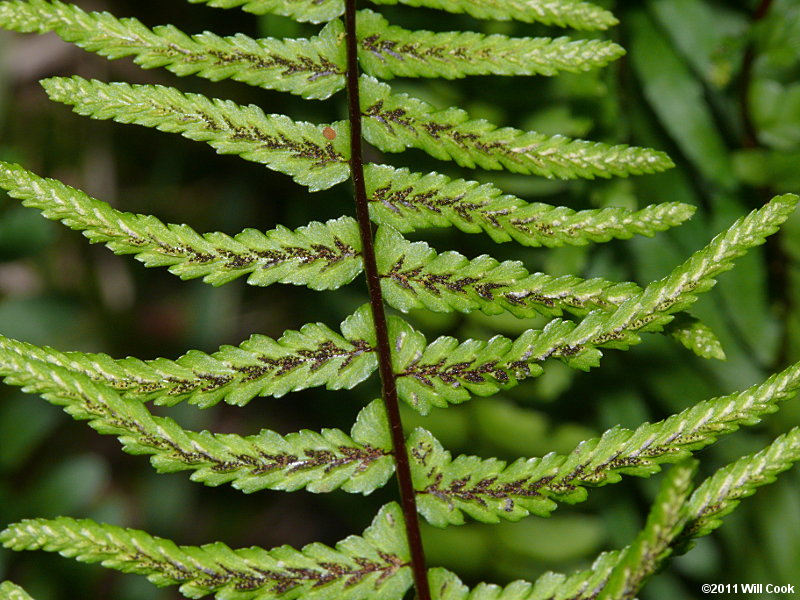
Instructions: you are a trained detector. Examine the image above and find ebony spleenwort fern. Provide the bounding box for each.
[0,1,797,599]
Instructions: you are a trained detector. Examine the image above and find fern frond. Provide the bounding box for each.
[664,314,726,360]
[0,340,393,493]
[425,468,693,600]
[187,0,344,24]
[0,0,346,100]
[429,433,800,600]
[41,77,351,191]
[364,165,694,246]
[0,305,376,408]
[427,554,621,600]
[409,358,800,525]
[679,426,800,550]
[561,193,799,346]
[393,195,797,412]
[361,77,672,179]
[0,582,34,600]
[428,564,604,600]
[552,432,800,600]
[377,226,639,318]
[367,0,618,30]
[0,503,412,600]
[356,10,624,80]
[0,162,362,289]
[597,462,695,600]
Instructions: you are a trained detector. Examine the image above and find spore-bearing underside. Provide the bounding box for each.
[0,0,798,599]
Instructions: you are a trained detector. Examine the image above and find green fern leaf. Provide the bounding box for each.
[597,462,696,600]
[427,553,621,600]
[543,431,800,600]
[0,503,412,599]
[0,0,346,99]
[425,467,693,600]
[0,162,362,289]
[409,358,800,525]
[364,164,695,246]
[377,226,639,318]
[41,77,351,191]
[187,0,344,23]
[584,432,800,599]
[0,582,34,600]
[366,0,617,30]
[560,192,799,345]
[428,432,800,600]
[664,314,726,360]
[0,304,376,408]
[393,195,797,411]
[356,10,624,80]
[0,339,393,493]
[361,77,673,179]
[679,426,800,550]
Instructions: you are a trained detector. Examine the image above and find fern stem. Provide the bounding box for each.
[344,2,431,599]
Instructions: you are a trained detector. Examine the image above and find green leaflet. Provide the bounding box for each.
[377,226,639,318]
[664,314,726,360]
[356,10,624,80]
[597,462,696,600]
[427,558,621,600]
[411,359,800,525]
[0,159,718,368]
[392,195,798,412]
[187,0,344,23]
[679,426,800,551]
[0,305,377,408]
[0,503,412,599]
[424,469,693,600]
[364,164,695,246]
[367,0,617,30]
[0,582,34,600]
[389,312,613,412]
[428,435,800,600]
[0,162,362,289]
[409,356,800,524]
[0,340,394,494]
[41,77,351,191]
[360,77,673,179]
[0,0,346,100]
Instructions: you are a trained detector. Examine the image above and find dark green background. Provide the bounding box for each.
[0,0,798,598]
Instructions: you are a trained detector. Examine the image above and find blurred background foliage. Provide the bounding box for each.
[0,0,798,598]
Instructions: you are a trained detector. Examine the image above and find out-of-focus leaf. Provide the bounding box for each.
[733,149,800,191]
[0,296,86,347]
[24,455,108,518]
[471,397,595,457]
[648,0,747,88]
[750,80,800,150]
[494,515,605,564]
[754,0,800,76]
[0,393,59,469]
[0,206,54,259]
[628,8,736,189]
